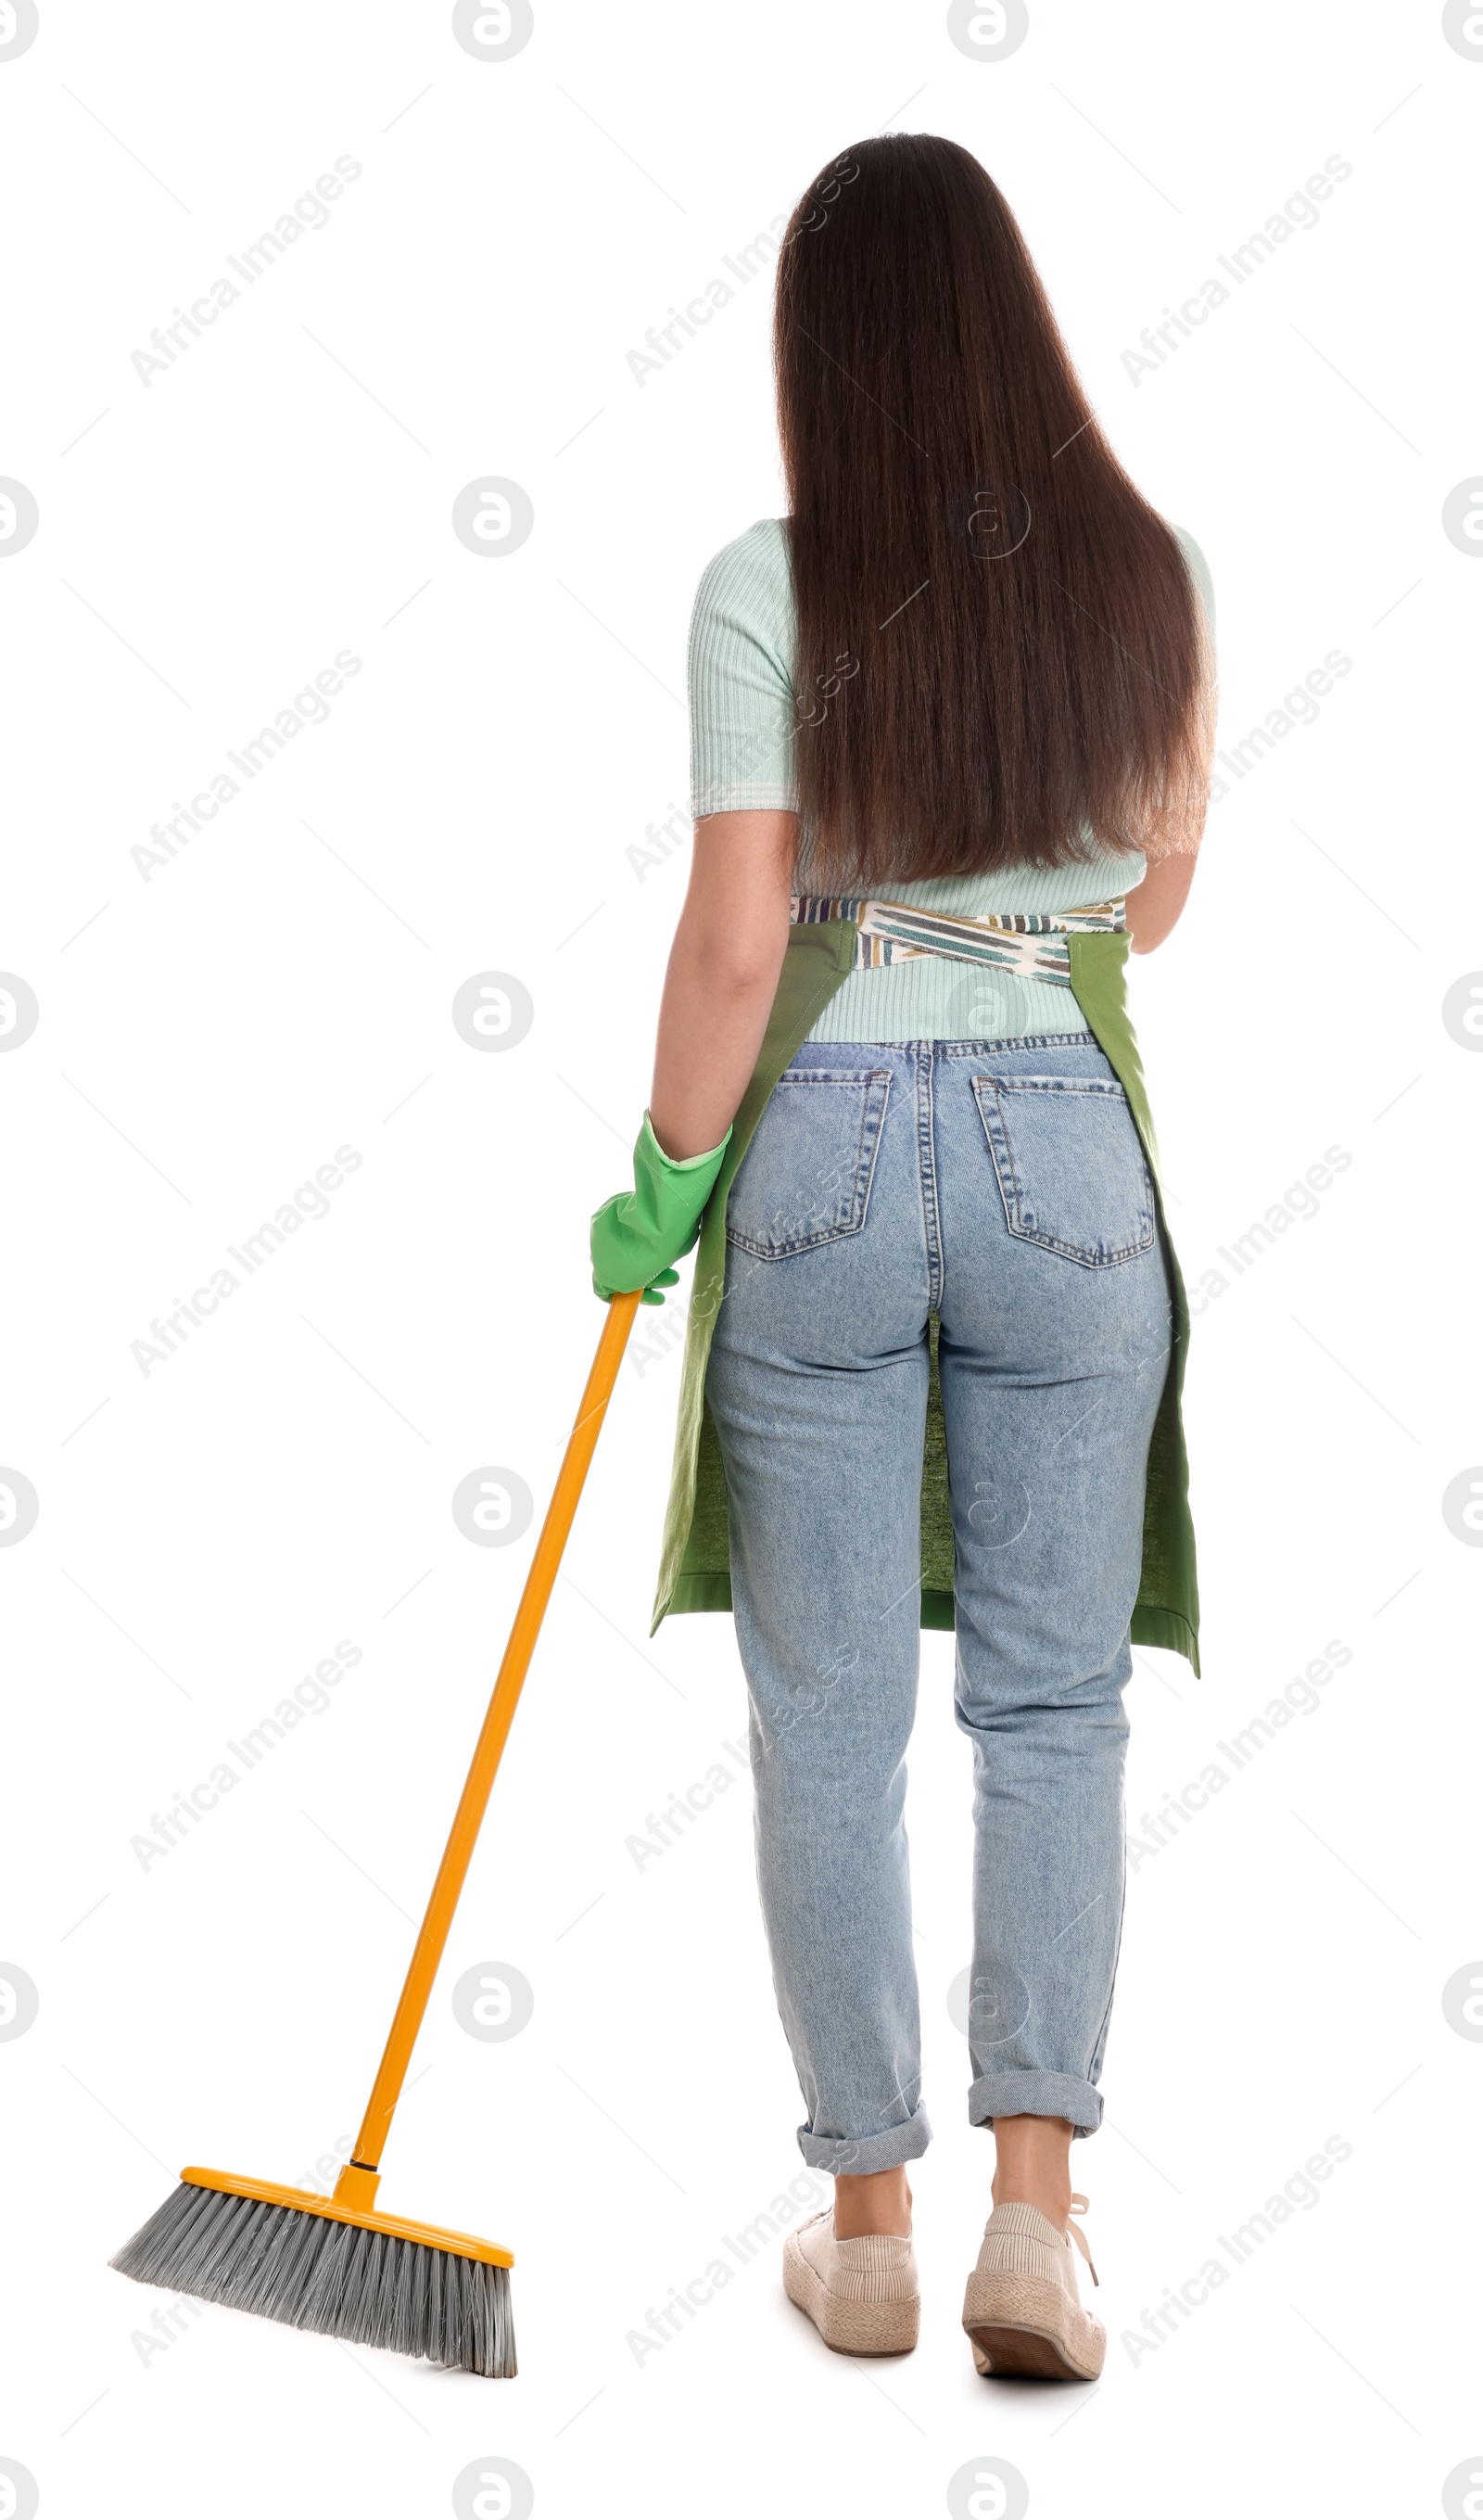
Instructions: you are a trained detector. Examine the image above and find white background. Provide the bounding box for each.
[3,3,1480,2514]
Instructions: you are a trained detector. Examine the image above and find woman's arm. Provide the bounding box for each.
[1124,623,1217,952]
[648,809,797,1159]
[1123,847,1198,953]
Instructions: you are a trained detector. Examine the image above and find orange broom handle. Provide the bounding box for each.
[337,1288,644,2199]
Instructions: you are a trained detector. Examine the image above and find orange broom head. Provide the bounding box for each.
[110,2160,515,2375]
[177,2165,513,2264]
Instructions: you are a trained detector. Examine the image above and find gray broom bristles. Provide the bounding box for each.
[110,2182,515,2377]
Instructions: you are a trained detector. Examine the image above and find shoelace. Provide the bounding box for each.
[1066,2194,1098,2287]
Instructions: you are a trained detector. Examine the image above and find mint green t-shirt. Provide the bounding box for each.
[688,516,1214,1042]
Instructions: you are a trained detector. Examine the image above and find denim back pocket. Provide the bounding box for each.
[971,1074,1156,1267]
[725,1069,893,1259]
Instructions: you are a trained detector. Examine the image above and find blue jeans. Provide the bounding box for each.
[704,1034,1171,2172]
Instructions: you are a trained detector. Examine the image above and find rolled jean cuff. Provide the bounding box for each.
[968,2070,1103,2135]
[796,2099,932,2175]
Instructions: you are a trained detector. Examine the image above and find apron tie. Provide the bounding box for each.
[790,894,1127,985]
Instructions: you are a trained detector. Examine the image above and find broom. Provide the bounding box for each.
[110,1288,644,2377]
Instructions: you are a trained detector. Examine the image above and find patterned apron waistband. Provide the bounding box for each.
[790,894,1127,986]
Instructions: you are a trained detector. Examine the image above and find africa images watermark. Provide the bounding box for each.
[129,155,363,387]
[626,2169,830,2365]
[132,650,364,884]
[1122,2134,1353,2366]
[1208,650,1353,806]
[130,1142,362,1375]
[1185,1141,1353,1317]
[625,217,788,387]
[625,800,691,885]
[129,1637,363,1872]
[1121,154,1353,385]
[626,662,858,886]
[1129,1636,1353,1871]
[624,1735,750,1870]
[623,154,861,388]
[627,1292,688,1375]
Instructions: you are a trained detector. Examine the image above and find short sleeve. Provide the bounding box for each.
[1172,524,1216,667]
[688,520,799,817]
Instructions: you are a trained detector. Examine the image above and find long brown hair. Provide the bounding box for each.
[774,135,1211,886]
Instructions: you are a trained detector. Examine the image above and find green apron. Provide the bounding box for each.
[650,919,1200,1675]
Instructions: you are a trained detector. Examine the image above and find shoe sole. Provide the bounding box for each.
[962,2270,1106,2381]
[782,2234,919,2356]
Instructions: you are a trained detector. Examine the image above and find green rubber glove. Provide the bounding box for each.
[590,1113,732,1305]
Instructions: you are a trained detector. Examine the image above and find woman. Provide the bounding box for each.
[592,134,1214,2381]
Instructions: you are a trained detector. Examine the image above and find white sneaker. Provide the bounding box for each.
[782,2208,920,2356]
[961,2194,1106,2379]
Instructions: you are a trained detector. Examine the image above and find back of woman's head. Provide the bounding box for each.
[774,134,1210,887]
